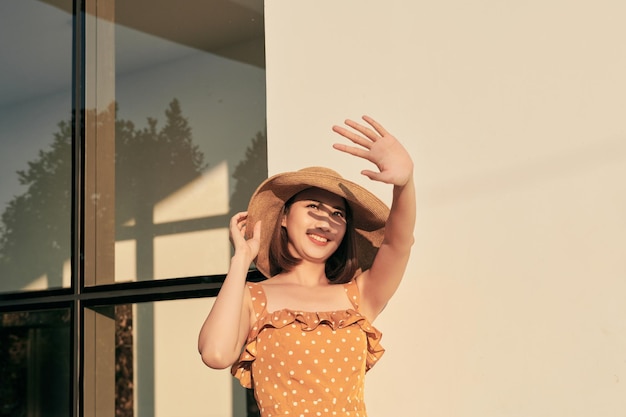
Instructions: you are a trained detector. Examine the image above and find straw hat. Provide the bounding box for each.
[245,167,390,278]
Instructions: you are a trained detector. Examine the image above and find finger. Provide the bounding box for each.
[332,143,373,161]
[343,118,380,142]
[230,214,240,230]
[231,214,246,232]
[252,220,262,240]
[230,213,249,240]
[361,170,378,181]
[246,220,262,256]
[230,211,248,224]
[361,115,390,138]
[361,169,393,184]
[230,223,246,242]
[332,125,372,149]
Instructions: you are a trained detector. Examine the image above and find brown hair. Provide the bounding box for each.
[267,194,358,284]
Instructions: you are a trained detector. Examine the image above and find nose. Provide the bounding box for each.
[313,213,331,230]
[312,208,339,232]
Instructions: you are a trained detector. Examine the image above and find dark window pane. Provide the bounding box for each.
[0,308,71,417]
[115,304,133,416]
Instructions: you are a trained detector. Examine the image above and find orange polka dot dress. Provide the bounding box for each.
[231,280,385,417]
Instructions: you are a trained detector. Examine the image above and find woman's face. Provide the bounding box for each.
[281,188,348,264]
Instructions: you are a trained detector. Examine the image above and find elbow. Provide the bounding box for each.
[199,346,237,370]
[402,234,416,253]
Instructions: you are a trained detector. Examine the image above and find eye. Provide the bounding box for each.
[333,211,345,218]
[306,203,319,210]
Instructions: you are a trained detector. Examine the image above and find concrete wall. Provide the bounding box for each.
[265,1,626,416]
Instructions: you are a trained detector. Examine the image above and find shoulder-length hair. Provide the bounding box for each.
[267,193,358,284]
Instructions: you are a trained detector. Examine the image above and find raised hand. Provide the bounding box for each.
[229,211,261,264]
[332,115,413,187]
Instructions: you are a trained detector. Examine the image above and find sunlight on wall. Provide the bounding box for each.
[153,298,234,417]
[265,1,626,416]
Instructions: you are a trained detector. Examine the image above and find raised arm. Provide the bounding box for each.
[198,212,261,369]
[332,116,416,321]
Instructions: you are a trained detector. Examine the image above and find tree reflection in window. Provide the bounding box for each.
[0,98,267,288]
[115,98,207,239]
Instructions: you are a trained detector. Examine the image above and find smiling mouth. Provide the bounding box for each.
[308,233,329,244]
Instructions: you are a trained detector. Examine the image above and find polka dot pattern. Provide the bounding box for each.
[232,280,385,417]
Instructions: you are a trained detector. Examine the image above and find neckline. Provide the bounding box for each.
[249,280,360,318]
[266,307,361,316]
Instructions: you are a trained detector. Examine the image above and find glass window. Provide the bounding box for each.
[85,299,251,416]
[0,1,266,416]
[0,308,71,416]
[83,0,267,286]
[0,0,73,292]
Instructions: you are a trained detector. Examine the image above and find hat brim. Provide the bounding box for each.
[245,167,389,278]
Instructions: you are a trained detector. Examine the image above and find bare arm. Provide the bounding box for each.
[198,212,261,369]
[332,116,416,321]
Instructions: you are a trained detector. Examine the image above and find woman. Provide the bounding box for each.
[198,115,415,417]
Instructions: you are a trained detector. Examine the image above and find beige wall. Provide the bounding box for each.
[265,1,626,416]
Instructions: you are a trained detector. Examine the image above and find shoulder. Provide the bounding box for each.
[244,281,267,299]
[242,281,267,323]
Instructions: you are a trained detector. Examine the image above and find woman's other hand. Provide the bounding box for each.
[229,211,261,264]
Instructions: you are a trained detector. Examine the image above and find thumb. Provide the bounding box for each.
[361,169,382,182]
[252,220,262,240]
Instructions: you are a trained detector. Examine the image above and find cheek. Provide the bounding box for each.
[336,225,347,243]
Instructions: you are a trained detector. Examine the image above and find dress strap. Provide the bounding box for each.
[247,282,268,319]
[344,279,361,311]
